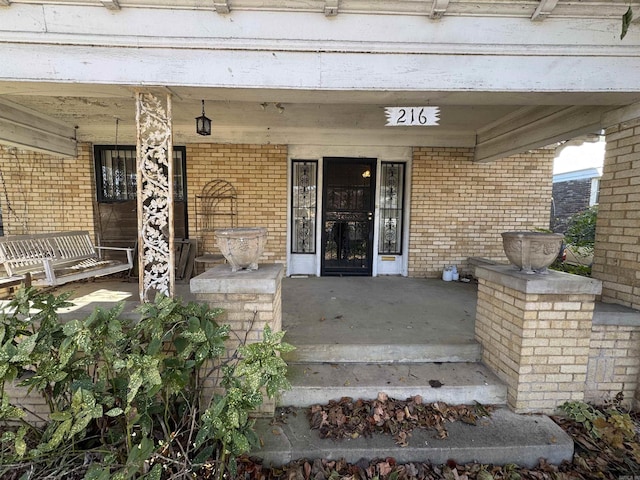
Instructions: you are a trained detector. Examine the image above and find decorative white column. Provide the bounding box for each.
[135,91,175,302]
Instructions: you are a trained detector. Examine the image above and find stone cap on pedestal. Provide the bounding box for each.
[475,264,602,295]
[190,263,285,295]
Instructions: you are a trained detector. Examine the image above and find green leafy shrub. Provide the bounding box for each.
[559,399,640,462]
[559,400,604,438]
[0,287,293,479]
[565,206,597,256]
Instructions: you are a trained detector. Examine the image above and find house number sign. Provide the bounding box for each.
[384,106,440,126]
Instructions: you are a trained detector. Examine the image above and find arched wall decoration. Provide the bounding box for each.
[135,91,174,302]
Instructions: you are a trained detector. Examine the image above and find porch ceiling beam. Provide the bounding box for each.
[531,0,559,21]
[429,0,449,19]
[100,0,120,10]
[324,0,338,16]
[474,105,609,163]
[213,0,230,13]
[0,99,77,157]
[601,101,640,128]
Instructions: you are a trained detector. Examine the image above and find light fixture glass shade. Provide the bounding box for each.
[196,100,211,136]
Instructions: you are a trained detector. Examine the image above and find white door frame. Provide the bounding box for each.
[287,145,412,277]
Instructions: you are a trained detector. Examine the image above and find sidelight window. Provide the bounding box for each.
[291,160,317,253]
[378,162,405,254]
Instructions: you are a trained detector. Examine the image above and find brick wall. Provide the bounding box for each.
[409,147,554,277]
[551,179,593,233]
[0,144,96,237]
[0,143,557,280]
[593,119,640,310]
[186,144,288,266]
[585,324,640,407]
[475,265,597,413]
[193,264,285,415]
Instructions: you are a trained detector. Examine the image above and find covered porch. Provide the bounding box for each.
[1,0,640,415]
[48,275,478,350]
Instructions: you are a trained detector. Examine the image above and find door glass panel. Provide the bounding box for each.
[321,158,376,276]
[291,160,317,253]
[378,162,405,254]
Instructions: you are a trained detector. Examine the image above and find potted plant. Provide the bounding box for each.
[501,231,564,274]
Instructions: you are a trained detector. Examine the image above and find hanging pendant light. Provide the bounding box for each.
[195,100,212,136]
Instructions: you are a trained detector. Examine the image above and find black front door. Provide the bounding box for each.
[321,157,376,276]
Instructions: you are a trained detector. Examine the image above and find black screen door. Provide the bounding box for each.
[321,157,376,276]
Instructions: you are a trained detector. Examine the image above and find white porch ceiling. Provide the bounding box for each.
[2,84,640,160]
[1,1,639,159]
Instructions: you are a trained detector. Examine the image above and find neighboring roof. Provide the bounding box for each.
[553,168,601,183]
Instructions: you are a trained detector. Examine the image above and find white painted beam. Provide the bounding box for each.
[0,0,637,17]
[213,0,229,13]
[531,0,559,21]
[430,0,449,19]
[100,0,120,10]
[74,122,476,147]
[2,43,640,95]
[601,101,640,127]
[0,99,77,157]
[474,105,609,163]
[324,0,338,16]
[2,8,638,52]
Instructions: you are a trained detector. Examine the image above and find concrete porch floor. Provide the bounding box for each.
[282,276,477,347]
[28,274,478,348]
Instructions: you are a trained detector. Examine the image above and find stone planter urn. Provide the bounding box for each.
[501,231,564,274]
[215,227,267,272]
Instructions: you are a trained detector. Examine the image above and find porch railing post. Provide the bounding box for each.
[135,91,175,302]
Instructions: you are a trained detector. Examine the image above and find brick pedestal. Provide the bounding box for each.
[475,264,601,413]
[190,263,284,415]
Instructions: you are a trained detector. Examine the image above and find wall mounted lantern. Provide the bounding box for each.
[195,100,212,136]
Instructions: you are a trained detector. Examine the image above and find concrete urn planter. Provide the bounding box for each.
[501,231,564,274]
[214,227,268,272]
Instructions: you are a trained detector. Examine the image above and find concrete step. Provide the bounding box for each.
[279,362,507,407]
[283,342,482,363]
[252,407,574,468]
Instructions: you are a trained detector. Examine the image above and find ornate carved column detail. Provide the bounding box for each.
[135,91,174,302]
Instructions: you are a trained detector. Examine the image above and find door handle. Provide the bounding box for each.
[367,212,373,221]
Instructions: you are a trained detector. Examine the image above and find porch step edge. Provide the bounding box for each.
[280,362,507,407]
[252,407,573,468]
[283,343,482,363]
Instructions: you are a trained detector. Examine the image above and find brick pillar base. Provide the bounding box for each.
[190,263,284,416]
[475,264,601,413]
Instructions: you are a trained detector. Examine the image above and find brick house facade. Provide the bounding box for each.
[0,143,555,279]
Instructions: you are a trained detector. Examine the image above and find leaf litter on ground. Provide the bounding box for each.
[307,393,494,446]
[236,398,640,480]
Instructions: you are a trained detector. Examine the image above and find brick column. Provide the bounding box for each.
[594,117,640,310]
[190,263,284,415]
[475,264,601,413]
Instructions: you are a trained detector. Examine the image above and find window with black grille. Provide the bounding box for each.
[94,145,186,202]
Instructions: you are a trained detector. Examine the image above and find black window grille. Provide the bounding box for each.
[94,145,186,202]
